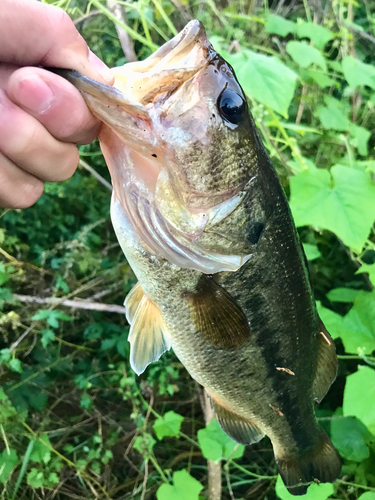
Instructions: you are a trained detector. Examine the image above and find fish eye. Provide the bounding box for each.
[217,89,246,125]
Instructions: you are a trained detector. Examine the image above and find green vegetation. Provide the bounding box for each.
[1,0,375,498]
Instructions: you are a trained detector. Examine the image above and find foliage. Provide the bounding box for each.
[1,0,375,499]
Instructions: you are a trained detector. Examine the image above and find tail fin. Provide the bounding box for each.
[276,429,341,496]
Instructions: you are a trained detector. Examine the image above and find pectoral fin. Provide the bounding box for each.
[210,394,265,445]
[186,277,250,349]
[124,282,144,324]
[127,294,171,375]
[312,320,338,403]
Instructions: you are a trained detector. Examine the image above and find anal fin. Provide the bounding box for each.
[210,394,265,445]
[128,294,171,375]
[312,319,338,404]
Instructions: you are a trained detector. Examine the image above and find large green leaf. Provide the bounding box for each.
[0,449,18,483]
[197,418,244,462]
[30,435,52,464]
[349,124,371,156]
[275,475,334,500]
[358,493,375,500]
[327,288,361,303]
[227,50,297,116]
[331,416,371,462]
[265,14,296,36]
[290,165,375,252]
[342,56,375,90]
[286,41,326,71]
[356,264,375,287]
[302,243,321,261]
[153,411,184,440]
[296,22,334,49]
[340,292,375,354]
[316,102,350,130]
[157,469,203,500]
[343,366,375,435]
[316,302,343,340]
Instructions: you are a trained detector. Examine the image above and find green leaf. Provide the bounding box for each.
[153,411,184,440]
[316,302,343,340]
[197,418,245,462]
[41,329,55,348]
[358,493,375,500]
[342,56,375,90]
[27,468,45,488]
[296,22,334,49]
[8,358,22,373]
[276,475,334,500]
[356,264,375,287]
[55,274,70,294]
[286,41,326,71]
[80,393,93,410]
[326,288,361,303]
[349,124,371,156]
[340,291,375,354]
[316,101,350,130]
[265,14,296,37]
[307,69,336,88]
[31,309,72,329]
[343,366,375,434]
[227,50,297,116]
[30,435,51,464]
[331,416,370,462]
[290,165,375,252]
[0,448,18,483]
[133,433,156,455]
[84,323,104,340]
[156,469,203,500]
[302,243,321,261]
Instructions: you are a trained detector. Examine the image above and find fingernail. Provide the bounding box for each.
[88,50,114,84]
[13,75,55,114]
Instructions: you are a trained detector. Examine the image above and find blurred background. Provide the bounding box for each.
[0,0,375,498]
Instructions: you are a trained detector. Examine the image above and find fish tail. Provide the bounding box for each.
[275,428,341,496]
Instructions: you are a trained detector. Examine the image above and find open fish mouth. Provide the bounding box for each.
[59,21,253,273]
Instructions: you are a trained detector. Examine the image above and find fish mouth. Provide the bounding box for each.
[60,20,211,125]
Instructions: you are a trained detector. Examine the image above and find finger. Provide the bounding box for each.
[0,0,113,84]
[7,67,101,144]
[0,152,44,209]
[0,89,79,182]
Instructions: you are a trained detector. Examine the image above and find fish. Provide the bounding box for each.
[56,20,341,494]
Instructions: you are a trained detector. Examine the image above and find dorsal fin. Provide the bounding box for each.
[209,393,265,445]
[312,319,338,403]
[127,295,172,375]
[124,282,144,324]
[184,276,251,349]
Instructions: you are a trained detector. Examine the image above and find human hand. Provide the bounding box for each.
[0,0,114,208]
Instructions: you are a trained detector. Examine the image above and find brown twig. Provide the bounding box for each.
[106,0,138,62]
[203,390,222,500]
[13,294,126,315]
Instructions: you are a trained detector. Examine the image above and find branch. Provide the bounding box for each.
[203,390,222,500]
[79,160,112,192]
[14,294,126,315]
[106,0,138,62]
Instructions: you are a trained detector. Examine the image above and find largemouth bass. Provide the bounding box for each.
[57,20,341,494]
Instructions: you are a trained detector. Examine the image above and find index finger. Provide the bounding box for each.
[0,0,113,83]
